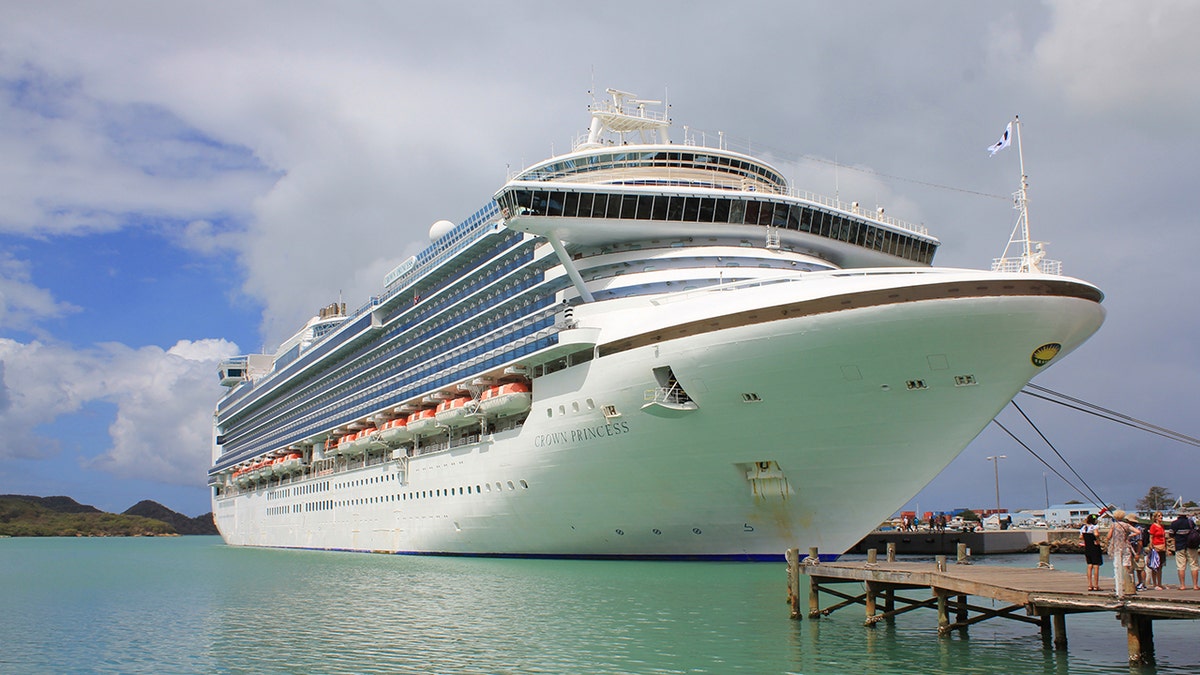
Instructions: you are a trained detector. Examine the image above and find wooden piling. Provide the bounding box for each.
[1052,612,1067,650]
[935,588,950,634]
[886,542,896,562]
[1123,614,1154,664]
[956,542,969,565]
[786,548,800,619]
[807,547,821,619]
[864,581,877,626]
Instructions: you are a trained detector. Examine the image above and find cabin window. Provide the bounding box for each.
[666,196,685,221]
[742,201,760,226]
[577,192,594,217]
[651,195,669,220]
[604,193,621,218]
[714,198,731,223]
[562,191,580,217]
[636,195,654,220]
[620,194,639,219]
[772,203,790,227]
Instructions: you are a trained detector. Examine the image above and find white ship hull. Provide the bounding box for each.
[214,271,1103,559]
[212,92,1104,560]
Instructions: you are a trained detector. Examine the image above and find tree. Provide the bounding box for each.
[1136,486,1172,511]
[958,509,981,522]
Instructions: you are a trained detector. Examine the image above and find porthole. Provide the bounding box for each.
[692,528,703,535]
[507,481,515,490]
[615,529,625,535]
[519,480,529,489]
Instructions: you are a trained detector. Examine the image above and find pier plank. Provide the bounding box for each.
[791,554,1200,665]
[802,560,1200,620]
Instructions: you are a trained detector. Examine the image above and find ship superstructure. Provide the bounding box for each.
[210,90,1104,559]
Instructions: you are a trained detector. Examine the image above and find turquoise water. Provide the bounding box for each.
[0,536,1192,674]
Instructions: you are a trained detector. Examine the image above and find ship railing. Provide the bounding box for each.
[644,384,692,406]
[510,165,785,194]
[990,257,1063,275]
[787,190,929,236]
[504,174,927,238]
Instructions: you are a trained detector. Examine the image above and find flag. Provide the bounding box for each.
[987,122,1012,156]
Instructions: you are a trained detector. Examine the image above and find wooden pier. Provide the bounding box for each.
[786,545,1200,665]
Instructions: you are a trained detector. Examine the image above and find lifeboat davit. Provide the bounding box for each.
[234,467,251,487]
[405,408,439,436]
[478,382,532,417]
[377,417,412,445]
[434,396,476,427]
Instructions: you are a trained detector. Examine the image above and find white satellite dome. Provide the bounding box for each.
[429,219,455,242]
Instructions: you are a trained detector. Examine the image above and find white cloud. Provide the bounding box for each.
[0,337,238,483]
[0,64,276,237]
[0,252,80,331]
[1034,1,1200,123]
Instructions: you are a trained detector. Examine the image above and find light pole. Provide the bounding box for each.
[987,455,1007,513]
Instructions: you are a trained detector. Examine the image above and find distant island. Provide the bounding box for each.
[0,495,218,537]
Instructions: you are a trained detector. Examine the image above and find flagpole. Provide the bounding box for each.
[1014,115,1033,271]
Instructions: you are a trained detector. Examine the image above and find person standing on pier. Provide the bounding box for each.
[1079,513,1103,591]
[1129,513,1147,591]
[1106,509,1135,596]
[1168,512,1199,590]
[1148,512,1167,591]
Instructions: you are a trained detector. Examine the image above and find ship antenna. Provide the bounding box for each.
[991,116,1060,275]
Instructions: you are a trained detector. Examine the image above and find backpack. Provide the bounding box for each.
[1189,526,1200,550]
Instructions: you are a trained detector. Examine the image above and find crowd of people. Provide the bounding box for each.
[1079,510,1200,596]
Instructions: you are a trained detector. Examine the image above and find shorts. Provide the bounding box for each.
[1134,555,1146,571]
[1175,547,1199,572]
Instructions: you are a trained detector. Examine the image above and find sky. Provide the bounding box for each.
[1,1,1197,518]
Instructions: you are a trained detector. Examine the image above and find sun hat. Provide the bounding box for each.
[1126,512,1140,523]
[1112,509,1126,521]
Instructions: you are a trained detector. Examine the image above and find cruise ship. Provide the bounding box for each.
[209,90,1104,560]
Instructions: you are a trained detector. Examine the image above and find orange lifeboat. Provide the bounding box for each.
[405,408,439,436]
[478,382,532,417]
[249,459,268,481]
[337,431,365,458]
[378,417,412,445]
[277,452,303,474]
[434,396,476,428]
